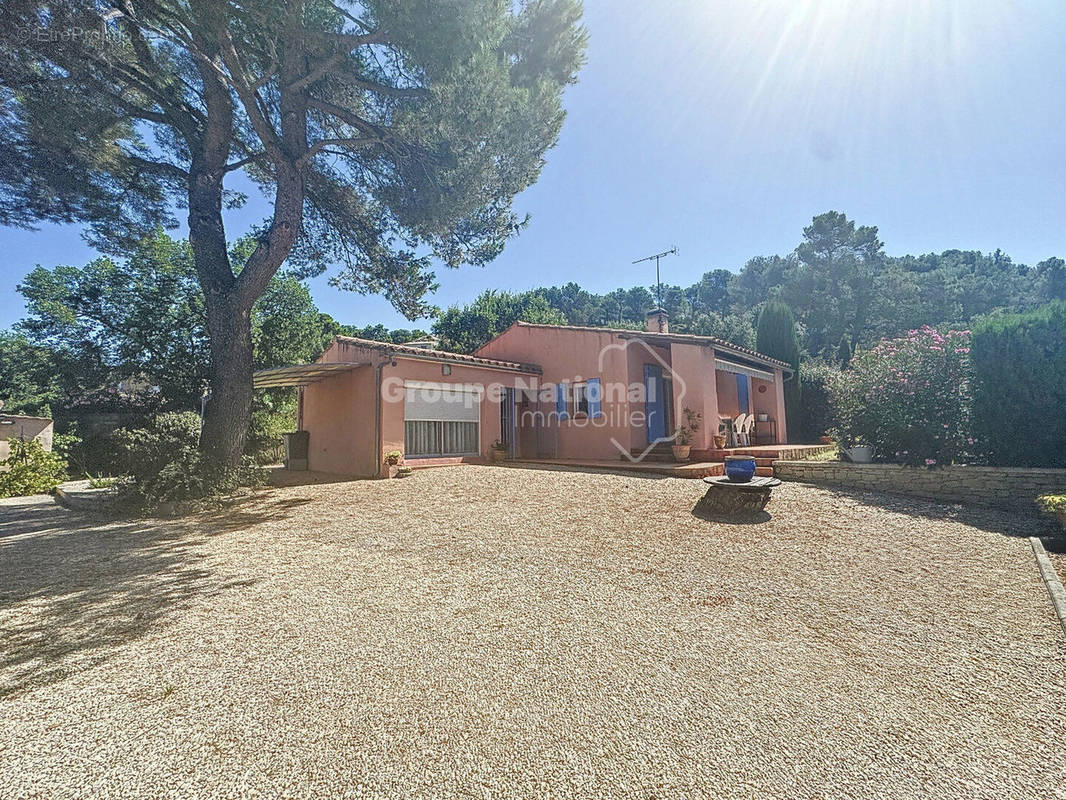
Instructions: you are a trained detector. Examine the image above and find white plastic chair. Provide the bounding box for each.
[740,414,756,446]
[733,413,750,447]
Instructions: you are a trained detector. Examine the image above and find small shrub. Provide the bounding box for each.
[831,326,973,467]
[0,438,67,497]
[1038,495,1066,516]
[87,475,119,489]
[114,412,264,511]
[384,450,403,466]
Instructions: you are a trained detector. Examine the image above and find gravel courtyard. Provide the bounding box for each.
[2,465,1064,799]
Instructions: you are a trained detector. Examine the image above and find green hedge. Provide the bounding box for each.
[971,302,1066,467]
[791,359,837,442]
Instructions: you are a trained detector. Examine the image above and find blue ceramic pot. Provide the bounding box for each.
[724,456,757,483]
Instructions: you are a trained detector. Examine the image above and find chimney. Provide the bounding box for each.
[645,308,669,334]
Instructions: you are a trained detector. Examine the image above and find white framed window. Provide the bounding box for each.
[403,382,481,456]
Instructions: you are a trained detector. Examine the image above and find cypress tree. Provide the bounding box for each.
[755,302,802,441]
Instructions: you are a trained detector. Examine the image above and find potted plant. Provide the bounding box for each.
[395,465,413,478]
[672,408,701,462]
[712,433,727,449]
[384,450,403,478]
[490,440,507,462]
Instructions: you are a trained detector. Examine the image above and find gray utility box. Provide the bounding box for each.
[282,430,309,471]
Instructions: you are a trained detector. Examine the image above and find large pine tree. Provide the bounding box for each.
[0,0,586,465]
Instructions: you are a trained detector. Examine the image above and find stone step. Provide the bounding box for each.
[630,446,674,456]
[624,454,679,463]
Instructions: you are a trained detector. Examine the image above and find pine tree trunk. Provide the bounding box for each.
[200,291,254,468]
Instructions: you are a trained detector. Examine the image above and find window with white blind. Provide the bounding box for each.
[403,383,481,456]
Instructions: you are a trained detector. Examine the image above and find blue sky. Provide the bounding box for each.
[1,0,1063,331]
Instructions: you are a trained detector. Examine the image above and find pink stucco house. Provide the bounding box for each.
[254,310,792,477]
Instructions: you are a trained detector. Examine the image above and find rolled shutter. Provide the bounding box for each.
[405,384,480,422]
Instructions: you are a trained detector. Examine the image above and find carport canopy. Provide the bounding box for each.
[252,362,368,389]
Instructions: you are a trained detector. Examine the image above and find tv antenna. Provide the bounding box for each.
[632,246,678,310]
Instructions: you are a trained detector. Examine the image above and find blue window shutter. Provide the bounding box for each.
[588,378,602,418]
[737,374,750,414]
[556,382,568,419]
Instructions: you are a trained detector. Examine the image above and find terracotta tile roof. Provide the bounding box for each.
[334,336,542,374]
[509,322,793,370]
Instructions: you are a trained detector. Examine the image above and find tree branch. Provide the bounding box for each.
[301,137,380,164]
[221,152,267,173]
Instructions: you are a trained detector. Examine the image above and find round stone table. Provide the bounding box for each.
[696,475,782,518]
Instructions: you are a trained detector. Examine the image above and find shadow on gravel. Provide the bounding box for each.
[0,499,79,539]
[266,466,364,488]
[689,504,773,525]
[499,462,671,480]
[0,493,306,699]
[199,493,317,533]
[798,484,1057,538]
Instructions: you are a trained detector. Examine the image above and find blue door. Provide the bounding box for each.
[737,373,751,414]
[644,364,666,443]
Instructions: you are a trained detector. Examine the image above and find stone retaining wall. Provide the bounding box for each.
[773,460,1066,510]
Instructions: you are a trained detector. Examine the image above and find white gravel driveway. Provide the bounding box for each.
[1,466,1064,799]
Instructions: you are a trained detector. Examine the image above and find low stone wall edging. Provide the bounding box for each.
[773,460,1066,511]
[1030,537,1066,638]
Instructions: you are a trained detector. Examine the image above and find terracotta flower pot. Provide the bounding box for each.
[491,448,506,462]
[671,444,691,462]
[712,434,727,449]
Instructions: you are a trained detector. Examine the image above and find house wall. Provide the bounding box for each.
[623,337,674,452]
[302,367,377,476]
[478,325,652,459]
[669,344,718,450]
[301,338,537,475]
[478,325,791,454]
[378,358,519,469]
[773,368,788,443]
[0,415,54,464]
[302,330,792,472]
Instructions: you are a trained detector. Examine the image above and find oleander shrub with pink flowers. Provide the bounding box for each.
[830,326,974,467]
